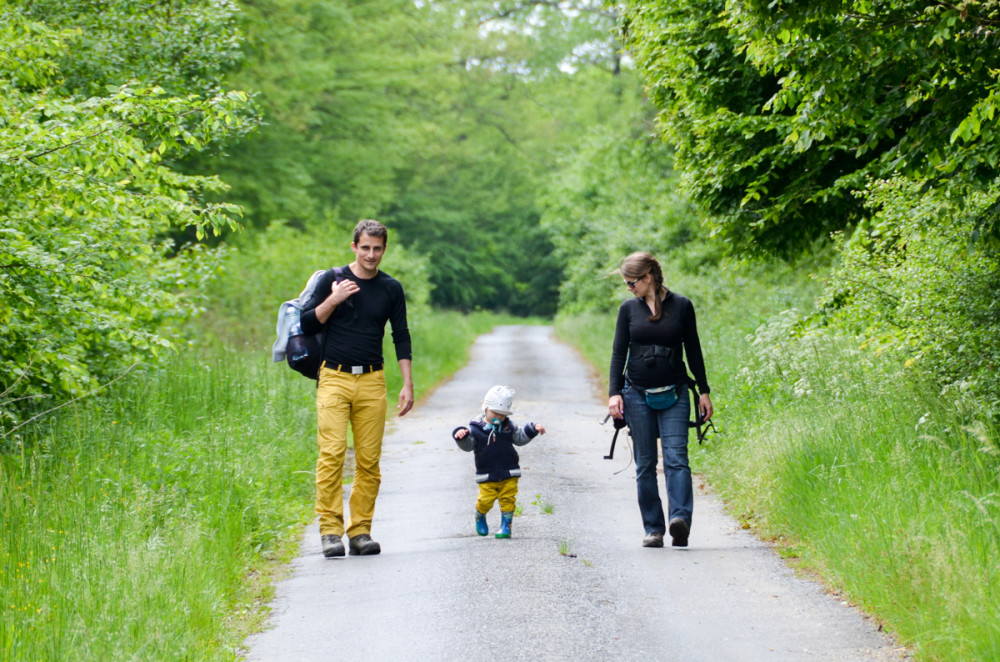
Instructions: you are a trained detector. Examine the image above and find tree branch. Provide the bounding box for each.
[24,102,211,163]
[2,363,138,438]
[25,126,116,162]
[0,355,36,400]
[478,1,617,26]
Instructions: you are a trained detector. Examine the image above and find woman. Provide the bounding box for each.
[608,252,713,548]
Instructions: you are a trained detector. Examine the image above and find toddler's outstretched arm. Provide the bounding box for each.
[512,421,543,446]
[452,426,474,452]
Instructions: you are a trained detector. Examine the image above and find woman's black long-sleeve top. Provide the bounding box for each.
[608,292,710,397]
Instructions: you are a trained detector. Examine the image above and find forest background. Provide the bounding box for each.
[2,1,999,660]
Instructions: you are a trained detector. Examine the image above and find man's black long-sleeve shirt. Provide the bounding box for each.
[300,265,411,366]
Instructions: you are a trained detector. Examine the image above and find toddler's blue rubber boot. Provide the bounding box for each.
[475,510,489,536]
[495,510,513,539]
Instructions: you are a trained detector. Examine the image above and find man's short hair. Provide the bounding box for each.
[353,219,388,245]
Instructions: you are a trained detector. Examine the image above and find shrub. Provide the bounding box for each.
[820,176,1000,418]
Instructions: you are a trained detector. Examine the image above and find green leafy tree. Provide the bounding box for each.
[195,0,637,316]
[18,0,245,97]
[541,119,713,314]
[199,0,451,230]
[620,0,1000,252]
[0,8,254,435]
[620,0,1000,410]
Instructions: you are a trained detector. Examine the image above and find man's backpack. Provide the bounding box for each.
[272,266,345,379]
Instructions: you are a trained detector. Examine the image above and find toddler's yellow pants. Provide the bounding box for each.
[476,477,519,514]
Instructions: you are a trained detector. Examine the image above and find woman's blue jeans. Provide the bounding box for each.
[623,383,692,535]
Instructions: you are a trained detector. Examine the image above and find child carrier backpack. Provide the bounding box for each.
[272,266,345,379]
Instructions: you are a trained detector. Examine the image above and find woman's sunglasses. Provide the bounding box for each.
[624,275,644,289]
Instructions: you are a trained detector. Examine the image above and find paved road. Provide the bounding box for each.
[244,326,907,662]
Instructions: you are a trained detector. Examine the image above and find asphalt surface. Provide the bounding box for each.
[243,325,908,662]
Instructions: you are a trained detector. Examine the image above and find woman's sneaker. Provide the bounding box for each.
[669,518,690,547]
[642,532,664,548]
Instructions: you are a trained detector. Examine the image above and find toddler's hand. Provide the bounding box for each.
[454,429,468,440]
[533,424,546,435]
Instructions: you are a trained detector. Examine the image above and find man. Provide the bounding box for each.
[300,219,414,557]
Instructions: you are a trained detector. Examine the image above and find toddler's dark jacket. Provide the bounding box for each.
[453,416,539,483]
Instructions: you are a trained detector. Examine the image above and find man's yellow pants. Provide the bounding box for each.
[315,367,387,538]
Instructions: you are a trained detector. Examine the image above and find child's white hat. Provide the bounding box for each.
[482,385,515,416]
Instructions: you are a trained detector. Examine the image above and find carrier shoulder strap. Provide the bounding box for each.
[316,266,346,361]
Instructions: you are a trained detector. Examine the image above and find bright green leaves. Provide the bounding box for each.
[948,86,1000,172]
[0,12,76,89]
[0,5,255,435]
[620,0,1000,410]
[822,176,1000,413]
[15,0,246,98]
[620,0,1000,253]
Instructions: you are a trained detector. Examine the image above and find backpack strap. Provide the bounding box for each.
[315,267,345,375]
[314,266,352,377]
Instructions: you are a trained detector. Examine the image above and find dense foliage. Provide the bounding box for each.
[618,0,1000,413]
[194,0,635,316]
[823,176,1000,413]
[541,122,718,313]
[0,3,256,435]
[619,0,1000,251]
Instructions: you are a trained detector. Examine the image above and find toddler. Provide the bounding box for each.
[452,385,545,538]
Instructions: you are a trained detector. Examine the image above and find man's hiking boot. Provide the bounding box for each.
[495,511,513,539]
[348,533,381,556]
[475,510,489,536]
[669,518,690,547]
[642,532,664,548]
[321,534,345,558]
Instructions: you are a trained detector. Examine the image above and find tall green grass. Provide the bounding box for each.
[0,310,525,661]
[1,348,315,661]
[557,265,1000,662]
[713,319,1000,661]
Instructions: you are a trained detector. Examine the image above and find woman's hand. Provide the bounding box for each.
[608,394,624,419]
[699,393,714,421]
